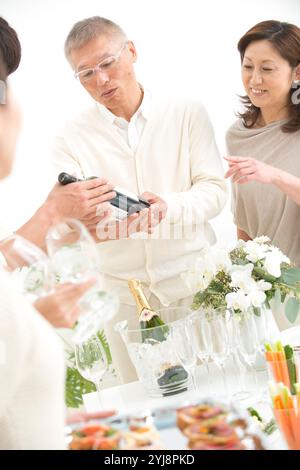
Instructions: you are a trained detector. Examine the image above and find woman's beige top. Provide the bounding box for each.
[226,119,300,267]
[0,269,66,449]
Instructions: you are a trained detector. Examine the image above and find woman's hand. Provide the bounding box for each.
[224,155,279,184]
[66,410,116,425]
[34,279,96,328]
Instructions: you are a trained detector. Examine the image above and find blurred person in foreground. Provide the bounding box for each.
[0,17,114,450]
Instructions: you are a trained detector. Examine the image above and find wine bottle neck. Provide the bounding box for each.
[128,279,153,315]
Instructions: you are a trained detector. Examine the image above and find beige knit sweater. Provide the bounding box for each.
[226,119,300,267]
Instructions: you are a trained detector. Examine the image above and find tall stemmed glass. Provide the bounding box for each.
[231,312,260,395]
[171,318,198,391]
[207,311,230,397]
[46,218,119,342]
[189,311,212,393]
[75,335,108,408]
[0,234,54,300]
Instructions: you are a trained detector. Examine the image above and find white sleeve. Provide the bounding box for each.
[51,133,85,181]
[0,273,34,414]
[159,103,228,227]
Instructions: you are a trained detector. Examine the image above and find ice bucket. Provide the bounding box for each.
[115,307,193,397]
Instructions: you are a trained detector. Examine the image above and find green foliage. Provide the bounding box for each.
[263,419,277,435]
[96,329,112,365]
[285,297,300,324]
[65,329,113,408]
[65,366,96,409]
[247,407,277,436]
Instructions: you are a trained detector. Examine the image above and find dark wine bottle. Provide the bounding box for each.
[128,279,169,343]
[128,279,188,396]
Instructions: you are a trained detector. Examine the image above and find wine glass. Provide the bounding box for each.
[46,218,119,341]
[207,311,230,397]
[0,234,54,300]
[74,335,108,408]
[189,311,212,393]
[231,312,260,395]
[171,318,198,391]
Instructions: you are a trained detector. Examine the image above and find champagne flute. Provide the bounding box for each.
[46,218,119,341]
[232,312,260,395]
[75,335,108,408]
[207,312,230,397]
[171,319,198,391]
[189,311,212,393]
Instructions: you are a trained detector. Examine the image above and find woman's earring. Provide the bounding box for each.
[292,79,300,88]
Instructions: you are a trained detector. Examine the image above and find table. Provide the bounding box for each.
[83,363,286,449]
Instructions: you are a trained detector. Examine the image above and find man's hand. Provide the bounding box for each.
[45,178,117,225]
[91,192,167,241]
[93,210,148,241]
[66,410,116,425]
[34,279,95,328]
[140,191,168,232]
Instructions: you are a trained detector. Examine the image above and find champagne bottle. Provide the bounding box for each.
[128,279,169,343]
[128,279,188,396]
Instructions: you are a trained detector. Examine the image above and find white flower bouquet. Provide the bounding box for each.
[184,237,300,322]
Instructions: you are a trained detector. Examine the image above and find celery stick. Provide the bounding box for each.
[275,341,284,353]
[284,345,297,395]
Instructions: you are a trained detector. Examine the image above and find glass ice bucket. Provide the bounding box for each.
[115,307,193,398]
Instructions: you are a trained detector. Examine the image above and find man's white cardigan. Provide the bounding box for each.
[52,96,228,305]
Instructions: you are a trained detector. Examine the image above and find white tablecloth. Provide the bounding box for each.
[83,362,286,449]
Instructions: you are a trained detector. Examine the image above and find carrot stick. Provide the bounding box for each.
[290,408,300,450]
[274,408,296,449]
[265,351,274,362]
[274,395,285,409]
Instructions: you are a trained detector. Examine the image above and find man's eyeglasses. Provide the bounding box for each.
[74,42,128,84]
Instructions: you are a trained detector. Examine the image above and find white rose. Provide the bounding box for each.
[230,264,255,291]
[226,291,251,312]
[264,247,289,278]
[210,248,232,273]
[244,240,268,263]
[253,236,270,244]
[256,280,272,291]
[248,288,266,308]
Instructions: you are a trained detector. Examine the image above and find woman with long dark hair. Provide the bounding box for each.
[225,20,300,266]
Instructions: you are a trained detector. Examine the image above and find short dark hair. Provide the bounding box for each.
[0,17,21,81]
[237,20,300,133]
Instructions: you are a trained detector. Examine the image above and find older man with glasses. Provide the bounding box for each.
[52,16,228,384]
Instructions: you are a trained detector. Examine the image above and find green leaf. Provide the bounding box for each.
[263,418,277,435]
[65,366,96,408]
[285,297,300,324]
[281,292,287,304]
[253,267,277,283]
[247,407,262,422]
[96,329,112,365]
[191,290,211,310]
[281,268,300,286]
[253,307,261,317]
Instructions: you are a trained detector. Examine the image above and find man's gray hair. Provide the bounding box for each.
[65,16,127,60]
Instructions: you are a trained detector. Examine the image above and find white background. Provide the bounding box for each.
[1,0,299,246]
